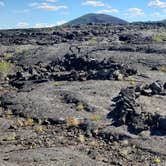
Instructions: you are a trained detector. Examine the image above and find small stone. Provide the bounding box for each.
[141,89,152,96]
[158,117,166,130]
[139,130,150,138]
[150,81,163,94]
[164,83,166,89]
[113,70,123,80]
[120,149,128,156]
[121,140,129,146]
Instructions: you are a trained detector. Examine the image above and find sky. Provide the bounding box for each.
[0,0,166,29]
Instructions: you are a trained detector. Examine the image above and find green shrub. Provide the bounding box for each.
[90,115,101,122]
[88,37,97,44]
[76,103,84,111]
[0,60,11,72]
[152,33,166,42]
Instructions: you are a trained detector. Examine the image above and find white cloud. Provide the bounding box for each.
[29,2,38,7]
[0,1,5,7]
[56,20,67,25]
[45,0,58,2]
[97,9,119,14]
[17,22,29,28]
[82,0,105,7]
[14,9,30,14]
[35,23,49,28]
[148,0,166,8]
[29,2,68,11]
[38,3,67,11]
[152,12,166,19]
[127,8,144,16]
[34,20,66,28]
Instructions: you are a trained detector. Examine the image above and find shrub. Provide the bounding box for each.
[35,125,44,132]
[24,118,34,126]
[17,48,23,54]
[78,134,85,143]
[16,118,24,127]
[54,81,63,86]
[160,66,166,72]
[152,33,166,42]
[6,133,16,141]
[76,103,84,111]
[90,115,101,122]
[0,60,11,72]
[66,116,79,128]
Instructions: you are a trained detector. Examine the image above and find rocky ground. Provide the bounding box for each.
[0,23,166,165]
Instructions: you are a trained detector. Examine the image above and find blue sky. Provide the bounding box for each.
[0,0,166,29]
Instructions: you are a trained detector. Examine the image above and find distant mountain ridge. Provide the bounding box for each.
[66,13,128,25]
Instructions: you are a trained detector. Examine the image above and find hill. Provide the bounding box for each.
[66,13,128,25]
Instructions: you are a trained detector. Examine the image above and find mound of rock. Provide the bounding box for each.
[8,53,137,89]
[109,81,166,134]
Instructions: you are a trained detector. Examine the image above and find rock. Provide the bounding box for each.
[0,118,14,130]
[141,89,152,96]
[113,70,123,80]
[109,82,166,134]
[150,81,163,94]
[158,117,166,130]
[7,52,137,86]
[164,83,166,89]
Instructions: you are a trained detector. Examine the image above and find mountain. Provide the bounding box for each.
[66,13,128,25]
[133,19,166,25]
[158,19,166,24]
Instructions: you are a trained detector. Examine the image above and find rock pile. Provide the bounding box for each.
[8,53,137,88]
[109,81,166,134]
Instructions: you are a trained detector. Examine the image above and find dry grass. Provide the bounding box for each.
[35,125,44,132]
[76,103,84,111]
[78,134,85,143]
[6,133,16,141]
[66,116,79,128]
[160,66,166,72]
[24,118,34,126]
[152,33,166,42]
[125,77,136,85]
[90,115,101,122]
[0,60,11,73]
[16,119,24,127]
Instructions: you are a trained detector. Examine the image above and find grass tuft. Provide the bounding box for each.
[76,103,84,111]
[90,115,101,122]
[0,60,11,72]
[66,116,79,128]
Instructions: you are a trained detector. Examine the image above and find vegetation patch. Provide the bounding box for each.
[66,116,79,128]
[152,33,166,42]
[76,103,84,111]
[160,66,166,72]
[0,60,11,73]
[90,115,101,122]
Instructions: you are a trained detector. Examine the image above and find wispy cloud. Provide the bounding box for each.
[45,0,58,2]
[97,9,119,14]
[34,20,66,28]
[82,0,105,7]
[13,9,30,14]
[29,2,68,11]
[38,3,67,11]
[56,20,67,25]
[17,22,29,28]
[0,1,5,7]
[29,2,38,7]
[35,23,52,28]
[127,8,144,17]
[148,0,166,8]
[152,12,166,19]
